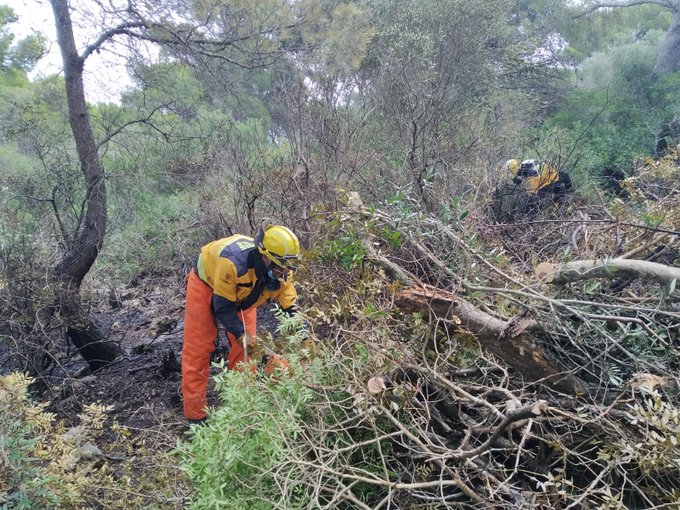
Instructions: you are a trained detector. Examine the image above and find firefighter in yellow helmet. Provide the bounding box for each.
[507,159,572,197]
[181,221,301,422]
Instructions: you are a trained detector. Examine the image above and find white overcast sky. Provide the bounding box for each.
[6,0,134,103]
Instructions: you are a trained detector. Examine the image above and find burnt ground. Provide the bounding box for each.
[48,276,281,434]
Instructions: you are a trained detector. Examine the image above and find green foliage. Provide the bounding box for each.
[0,5,44,72]
[381,226,402,250]
[178,368,315,510]
[542,41,680,181]
[177,264,408,508]
[96,191,201,283]
[0,373,60,509]
[0,144,40,247]
[320,235,365,270]
[565,4,671,63]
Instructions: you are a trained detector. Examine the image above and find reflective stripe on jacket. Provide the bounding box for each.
[195,234,297,321]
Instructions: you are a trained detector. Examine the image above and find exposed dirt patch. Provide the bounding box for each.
[48,276,281,434]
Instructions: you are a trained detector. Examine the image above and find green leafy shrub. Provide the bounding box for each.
[95,191,202,283]
[542,47,680,187]
[178,368,315,510]
[0,372,124,509]
[0,373,61,509]
[0,373,186,510]
[321,236,366,270]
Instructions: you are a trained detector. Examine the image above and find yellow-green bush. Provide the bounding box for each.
[0,373,187,510]
[1,372,63,508]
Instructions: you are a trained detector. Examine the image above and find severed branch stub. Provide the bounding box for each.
[396,285,586,394]
[367,375,391,394]
[536,259,680,290]
[459,401,548,459]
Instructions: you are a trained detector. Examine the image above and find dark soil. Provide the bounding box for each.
[46,276,281,433]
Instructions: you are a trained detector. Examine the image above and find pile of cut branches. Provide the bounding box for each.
[268,188,680,508]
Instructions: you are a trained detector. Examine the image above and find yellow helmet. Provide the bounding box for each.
[504,159,520,176]
[257,225,301,270]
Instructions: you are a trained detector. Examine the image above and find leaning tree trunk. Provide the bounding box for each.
[50,0,120,369]
[653,7,680,77]
[395,285,586,394]
[579,1,680,79]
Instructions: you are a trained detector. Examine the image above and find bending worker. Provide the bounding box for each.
[504,159,572,197]
[182,221,301,422]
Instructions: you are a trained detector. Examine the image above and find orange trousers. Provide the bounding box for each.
[182,270,256,420]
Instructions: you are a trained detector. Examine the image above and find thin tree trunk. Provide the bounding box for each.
[50,0,120,368]
[653,10,680,77]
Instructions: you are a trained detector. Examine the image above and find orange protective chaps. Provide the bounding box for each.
[182,270,256,420]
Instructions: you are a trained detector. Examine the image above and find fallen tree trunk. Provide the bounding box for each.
[535,259,680,288]
[338,192,586,394]
[395,285,586,394]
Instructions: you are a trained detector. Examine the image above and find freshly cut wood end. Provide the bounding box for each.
[535,262,556,283]
[531,400,548,416]
[629,372,670,392]
[367,376,388,394]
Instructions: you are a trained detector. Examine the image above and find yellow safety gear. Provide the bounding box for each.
[504,159,520,177]
[257,225,301,270]
[506,159,561,194]
[196,235,298,309]
[522,162,559,194]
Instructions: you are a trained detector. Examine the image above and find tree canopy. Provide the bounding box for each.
[1,1,680,508]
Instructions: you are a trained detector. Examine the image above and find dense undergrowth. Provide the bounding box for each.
[177,202,680,508]
[4,157,680,507]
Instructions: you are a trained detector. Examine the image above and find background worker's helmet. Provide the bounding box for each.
[520,159,541,177]
[257,224,301,270]
[504,159,520,176]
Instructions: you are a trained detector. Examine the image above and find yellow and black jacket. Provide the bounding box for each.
[516,162,560,194]
[194,235,297,337]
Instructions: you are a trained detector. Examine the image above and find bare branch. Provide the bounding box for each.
[576,0,677,19]
[97,104,172,147]
[536,258,680,287]
[80,21,147,62]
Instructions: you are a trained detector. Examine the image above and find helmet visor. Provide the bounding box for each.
[269,253,301,272]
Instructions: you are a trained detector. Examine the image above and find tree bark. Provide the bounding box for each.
[578,1,680,78]
[535,258,680,288]
[654,8,680,76]
[50,0,120,368]
[395,285,586,394]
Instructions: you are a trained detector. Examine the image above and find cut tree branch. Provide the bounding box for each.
[536,258,680,288]
[396,285,585,394]
[576,0,677,19]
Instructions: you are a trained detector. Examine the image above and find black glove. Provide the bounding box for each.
[210,340,230,364]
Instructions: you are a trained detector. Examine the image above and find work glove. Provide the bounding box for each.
[237,334,264,359]
[210,340,230,364]
[236,334,258,350]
